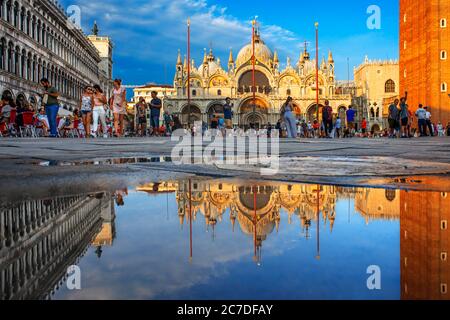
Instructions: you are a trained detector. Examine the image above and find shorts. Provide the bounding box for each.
[362,128,367,134]
[401,117,408,126]
[81,110,91,115]
[388,119,398,129]
[347,121,354,129]
[138,117,147,125]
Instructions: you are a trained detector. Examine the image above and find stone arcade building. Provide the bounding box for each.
[0,0,112,110]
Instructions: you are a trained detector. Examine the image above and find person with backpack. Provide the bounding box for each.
[322,100,333,138]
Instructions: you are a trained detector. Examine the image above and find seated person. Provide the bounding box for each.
[35,108,50,136]
[0,97,15,124]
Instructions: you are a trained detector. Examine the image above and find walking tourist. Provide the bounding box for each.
[399,92,409,138]
[92,85,108,138]
[110,79,127,137]
[424,106,434,136]
[163,110,173,136]
[437,122,445,137]
[388,99,400,138]
[361,117,367,137]
[224,97,233,129]
[40,78,60,138]
[267,122,273,138]
[415,104,427,136]
[335,116,342,138]
[80,86,94,138]
[322,100,333,138]
[149,91,162,137]
[346,105,356,137]
[281,96,297,138]
[135,97,148,137]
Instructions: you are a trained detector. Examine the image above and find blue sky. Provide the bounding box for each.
[61,0,399,86]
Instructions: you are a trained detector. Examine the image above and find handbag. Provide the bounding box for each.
[42,94,48,106]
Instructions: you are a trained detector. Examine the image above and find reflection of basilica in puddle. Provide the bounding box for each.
[0,180,449,300]
[138,181,402,263]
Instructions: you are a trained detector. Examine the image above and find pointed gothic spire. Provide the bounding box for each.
[183,55,187,70]
[321,56,327,69]
[203,48,208,64]
[228,49,234,64]
[328,50,334,63]
[273,50,279,63]
[176,50,182,65]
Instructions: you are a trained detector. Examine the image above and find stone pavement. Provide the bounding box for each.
[1,137,450,193]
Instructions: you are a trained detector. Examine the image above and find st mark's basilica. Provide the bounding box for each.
[164,27,353,128]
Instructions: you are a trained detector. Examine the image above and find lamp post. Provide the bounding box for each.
[187,18,191,127]
[315,22,319,122]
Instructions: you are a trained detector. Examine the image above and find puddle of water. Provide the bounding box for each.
[0,179,448,300]
[37,157,174,167]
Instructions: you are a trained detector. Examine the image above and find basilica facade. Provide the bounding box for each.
[164,29,352,127]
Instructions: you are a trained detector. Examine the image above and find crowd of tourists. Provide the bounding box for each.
[2,83,450,139]
[276,93,450,139]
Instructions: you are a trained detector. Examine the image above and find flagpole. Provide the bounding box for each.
[252,19,256,129]
[187,18,191,128]
[315,22,319,122]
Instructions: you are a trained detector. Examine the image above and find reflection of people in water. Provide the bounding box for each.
[95,246,103,258]
[114,188,128,206]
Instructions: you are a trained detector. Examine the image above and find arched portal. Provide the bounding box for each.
[181,104,202,124]
[207,103,224,124]
[239,97,269,129]
[306,104,324,122]
[338,106,347,122]
[1,89,13,101]
[371,124,381,134]
[16,93,27,108]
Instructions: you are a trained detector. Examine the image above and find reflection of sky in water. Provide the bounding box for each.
[54,191,399,300]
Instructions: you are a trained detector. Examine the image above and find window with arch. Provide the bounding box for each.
[442,82,448,92]
[217,89,221,96]
[286,89,291,96]
[441,18,447,28]
[192,89,197,96]
[441,50,447,60]
[385,79,396,93]
[0,38,5,70]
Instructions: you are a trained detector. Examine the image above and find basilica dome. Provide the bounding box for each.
[235,34,273,67]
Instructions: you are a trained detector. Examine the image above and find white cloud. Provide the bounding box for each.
[66,0,307,84]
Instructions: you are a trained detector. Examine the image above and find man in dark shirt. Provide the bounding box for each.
[149,91,162,136]
[322,100,333,138]
[223,97,233,129]
[388,99,400,138]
